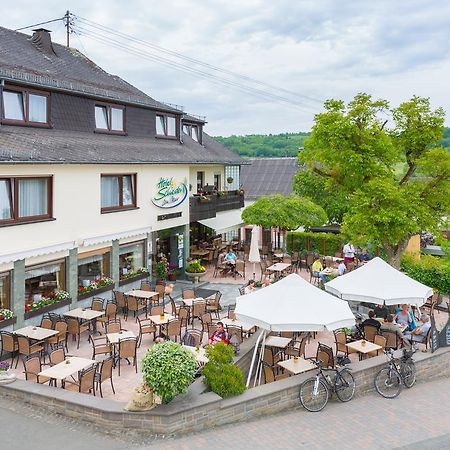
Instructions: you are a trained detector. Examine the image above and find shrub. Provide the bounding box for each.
[141,342,196,403]
[286,231,344,256]
[186,259,206,273]
[202,343,246,398]
[155,257,168,280]
[401,253,450,294]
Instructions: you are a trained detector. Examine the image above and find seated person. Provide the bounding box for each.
[402,314,431,349]
[374,304,389,320]
[208,322,231,346]
[224,250,237,264]
[358,249,371,263]
[395,304,414,330]
[154,333,169,344]
[262,277,272,288]
[362,310,381,330]
[338,261,347,276]
[312,258,326,284]
[244,279,256,295]
[380,314,403,339]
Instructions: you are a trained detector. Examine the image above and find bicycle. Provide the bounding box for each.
[374,348,416,399]
[299,360,356,412]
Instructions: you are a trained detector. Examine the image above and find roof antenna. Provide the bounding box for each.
[63,11,73,47]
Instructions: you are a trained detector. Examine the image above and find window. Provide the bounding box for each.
[183,123,201,143]
[101,174,136,212]
[25,260,65,306]
[95,104,125,133]
[196,171,205,193]
[156,114,178,137]
[214,173,221,191]
[1,86,49,125]
[0,272,10,310]
[0,176,52,225]
[78,249,111,291]
[119,241,145,277]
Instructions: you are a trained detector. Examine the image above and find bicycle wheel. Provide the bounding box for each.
[299,377,329,412]
[401,360,416,388]
[334,369,356,402]
[374,367,402,398]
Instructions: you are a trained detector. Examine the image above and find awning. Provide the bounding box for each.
[198,208,244,234]
[0,241,75,265]
[81,227,151,247]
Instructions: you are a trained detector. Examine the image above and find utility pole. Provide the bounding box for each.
[63,10,72,47]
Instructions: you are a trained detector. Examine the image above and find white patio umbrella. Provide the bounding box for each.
[324,257,433,306]
[248,226,261,280]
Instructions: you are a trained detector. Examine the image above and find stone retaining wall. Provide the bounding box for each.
[1,347,449,436]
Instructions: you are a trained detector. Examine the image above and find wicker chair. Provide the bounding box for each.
[113,290,127,315]
[362,324,379,342]
[40,316,53,329]
[381,330,399,350]
[262,362,289,383]
[182,288,196,300]
[177,306,190,329]
[284,336,308,358]
[49,346,66,366]
[200,313,214,333]
[137,317,156,346]
[23,355,51,384]
[166,318,182,342]
[117,337,138,376]
[67,318,89,349]
[334,330,349,356]
[125,295,147,321]
[368,335,386,357]
[47,320,68,351]
[0,330,18,367]
[150,305,164,316]
[97,301,117,328]
[105,319,122,334]
[191,299,207,324]
[206,292,222,319]
[315,342,335,368]
[234,260,245,278]
[17,335,44,365]
[91,298,104,312]
[89,335,112,360]
[64,365,96,395]
[95,357,115,398]
[140,280,152,292]
[263,346,282,369]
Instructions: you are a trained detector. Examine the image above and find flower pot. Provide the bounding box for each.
[0,370,16,384]
[168,273,177,282]
[185,271,206,283]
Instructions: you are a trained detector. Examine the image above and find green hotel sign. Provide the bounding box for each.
[152,177,188,209]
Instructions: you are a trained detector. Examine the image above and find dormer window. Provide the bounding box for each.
[1,86,49,126]
[183,123,201,144]
[95,104,125,134]
[156,114,177,138]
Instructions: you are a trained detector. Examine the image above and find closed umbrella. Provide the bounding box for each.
[248,226,261,280]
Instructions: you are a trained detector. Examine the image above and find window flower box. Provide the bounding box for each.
[118,267,150,287]
[0,309,16,329]
[24,291,71,319]
[77,277,114,301]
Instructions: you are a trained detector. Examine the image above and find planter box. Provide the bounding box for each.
[0,317,17,330]
[118,272,149,287]
[24,298,71,320]
[77,284,114,301]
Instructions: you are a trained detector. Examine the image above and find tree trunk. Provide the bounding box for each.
[384,239,410,269]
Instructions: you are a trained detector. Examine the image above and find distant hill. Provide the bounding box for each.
[215,128,450,158]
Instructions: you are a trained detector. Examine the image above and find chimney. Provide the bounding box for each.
[31,28,55,55]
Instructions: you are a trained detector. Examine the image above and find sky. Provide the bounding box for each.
[2,0,450,136]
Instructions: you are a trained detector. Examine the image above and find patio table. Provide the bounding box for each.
[221,317,256,333]
[190,250,210,257]
[106,330,136,345]
[181,297,205,307]
[182,345,209,367]
[148,313,175,325]
[346,339,382,359]
[64,308,104,335]
[264,335,292,349]
[195,288,218,299]
[277,357,316,375]
[125,289,159,308]
[14,326,59,341]
[38,356,95,381]
[267,263,291,273]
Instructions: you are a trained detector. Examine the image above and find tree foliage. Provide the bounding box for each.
[298,93,450,267]
[241,194,328,230]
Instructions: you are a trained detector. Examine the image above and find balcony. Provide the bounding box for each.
[189,190,244,222]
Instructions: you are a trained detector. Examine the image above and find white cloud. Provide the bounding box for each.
[2,0,450,135]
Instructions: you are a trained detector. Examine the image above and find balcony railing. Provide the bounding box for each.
[189,190,244,222]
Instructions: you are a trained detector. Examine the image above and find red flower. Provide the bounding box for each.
[25,305,30,312]
[0,315,4,320]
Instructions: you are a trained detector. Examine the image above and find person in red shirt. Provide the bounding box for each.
[208,321,231,346]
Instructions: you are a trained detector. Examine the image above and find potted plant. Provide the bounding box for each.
[167,263,178,281]
[0,308,16,329]
[185,259,206,283]
[141,341,196,403]
[155,257,168,282]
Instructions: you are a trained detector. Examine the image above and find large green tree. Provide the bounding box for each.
[298,93,450,268]
[241,194,327,242]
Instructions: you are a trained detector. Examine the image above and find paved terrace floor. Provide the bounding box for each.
[7,264,449,404]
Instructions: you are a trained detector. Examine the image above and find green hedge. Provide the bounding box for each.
[286,231,344,256]
[401,254,450,294]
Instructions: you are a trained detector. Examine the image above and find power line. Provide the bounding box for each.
[75,25,319,112]
[74,15,324,108]
[14,17,64,31]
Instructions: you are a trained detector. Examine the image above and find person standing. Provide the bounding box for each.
[343,241,355,267]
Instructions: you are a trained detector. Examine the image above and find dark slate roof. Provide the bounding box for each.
[0,26,179,113]
[0,125,243,165]
[240,157,298,200]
